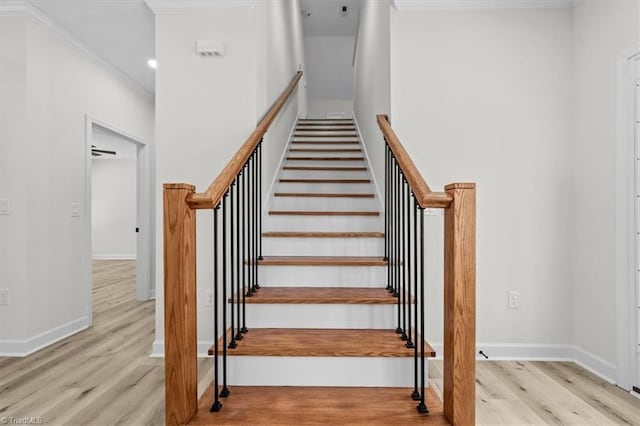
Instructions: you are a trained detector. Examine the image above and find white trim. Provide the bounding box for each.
[615,45,640,392]
[85,115,154,316]
[144,0,256,14]
[352,114,385,212]
[0,1,153,100]
[429,342,616,383]
[392,0,575,11]
[572,345,617,384]
[263,112,301,217]
[92,255,137,260]
[0,316,89,357]
[151,340,213,358]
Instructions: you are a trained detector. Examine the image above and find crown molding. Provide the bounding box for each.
[0,1,153,100]
[144,0,256,14]
[392,0,577,11]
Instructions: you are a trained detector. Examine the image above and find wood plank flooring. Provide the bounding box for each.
[1,260,638,425]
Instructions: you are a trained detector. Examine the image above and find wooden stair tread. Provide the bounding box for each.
[211,328,435,357]
[286,157,365,161]
[262,231,384,238]
[282,166,367,171]
[232,287,397,304]
[269,210,380,216]
[258,256,387,266]
[274,192,375,198]
[192,386,446,425]
[279,178,370,183]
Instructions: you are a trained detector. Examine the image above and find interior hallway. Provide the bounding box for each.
[0,261,637,425]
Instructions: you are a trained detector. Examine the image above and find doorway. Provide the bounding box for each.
[84,116,152,326]
[635,80,640,395]
[616,46,640,395]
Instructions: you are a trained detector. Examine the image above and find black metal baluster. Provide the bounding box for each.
[229,181,238,348]
[258,140,264,269]
[411,198,420,401]
[384,143,389,273]
[253,148,259,292]
[240,166,248,334]
[417,207,429,414]
[387,149,395,294]
[220,194,230,398]
[400,178,408,341]
[236,171,247,340]
[395,161,402,335]
[210,208,222,412]
[246,156,254,298]
[406,186,414,349]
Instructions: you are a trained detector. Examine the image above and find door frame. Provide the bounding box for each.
[84,115,153,325]
[615,45,640,392]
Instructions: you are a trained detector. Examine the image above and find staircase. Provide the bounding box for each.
[162,71,476,426]
[209,118,434,389]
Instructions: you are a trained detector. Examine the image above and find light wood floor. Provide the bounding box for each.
[1,260,638,425]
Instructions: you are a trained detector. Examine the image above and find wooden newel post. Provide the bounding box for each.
[163,183,198,426]
[443,183,476,426]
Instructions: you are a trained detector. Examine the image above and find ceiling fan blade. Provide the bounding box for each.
[91,149,116,155]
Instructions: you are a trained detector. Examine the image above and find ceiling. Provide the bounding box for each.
[300,0,360,37]
[27,0,155,94]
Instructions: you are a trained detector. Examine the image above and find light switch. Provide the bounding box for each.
[71,202,81,217]
[0,198,9,215]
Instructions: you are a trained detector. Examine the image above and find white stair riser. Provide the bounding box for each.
[259,265,386,287]
[287,151,364,158]
[293,138,360,143]
[269,197,379,211]
[265,215,382,232]
[226,357,425,387]
[243,304,396,329]
[280,170,370,180]
[289,143,360,149]
[284,160,366,168]
[263,237,384,256]
[274,183,376,194]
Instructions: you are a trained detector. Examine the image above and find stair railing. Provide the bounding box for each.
[377,114,476,425]
[162,71,303,425]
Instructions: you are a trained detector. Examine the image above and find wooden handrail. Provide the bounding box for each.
[188,71,303,210]
[376,114,452,209]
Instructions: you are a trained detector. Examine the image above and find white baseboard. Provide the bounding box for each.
[151,340,213,358]
[92,255,137,260]
[429,342,616,384]
[352,113,384,212]
[571,345,617,384]
[0,316,89,357]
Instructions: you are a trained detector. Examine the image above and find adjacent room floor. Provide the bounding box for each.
[0,260,637,425]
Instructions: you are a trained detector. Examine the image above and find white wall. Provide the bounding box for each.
[0,17,29,343]
[353,0,390,196]
[0,13,154,355]
[571,0,639,368]
[153,1,306,354]
[389,8,574,351]
[304,36,354,117]
[91,159,137,259]
[257,0,308,197]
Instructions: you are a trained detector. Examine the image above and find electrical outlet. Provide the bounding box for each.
[508,291,520,309]
[0,199,10,215]
[205,289,214,307]
[0,288,9,305]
